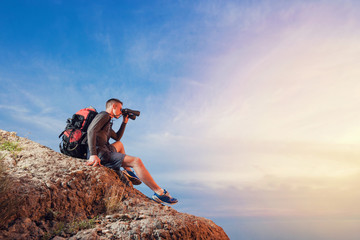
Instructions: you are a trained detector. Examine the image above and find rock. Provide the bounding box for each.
[53,237,67,240]
[0,129,229,239]
[69,229,101,240]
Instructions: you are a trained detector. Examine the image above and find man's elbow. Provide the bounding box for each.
[87,129,93,136]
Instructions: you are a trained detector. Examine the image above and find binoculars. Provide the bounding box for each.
[122,108,140,120]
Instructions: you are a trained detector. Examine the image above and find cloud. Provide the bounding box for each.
[154,0,360,143]
[172,171,360,219]
[127,2,360,221]
[0,88,64,133]
[0,105,29,113]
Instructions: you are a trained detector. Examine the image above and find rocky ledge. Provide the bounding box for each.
[0,130,229,240]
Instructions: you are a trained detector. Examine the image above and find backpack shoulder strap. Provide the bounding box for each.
[59,130,65,138]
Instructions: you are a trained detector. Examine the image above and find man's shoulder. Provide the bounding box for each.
[91,111,110,123]
[97,111,109,116]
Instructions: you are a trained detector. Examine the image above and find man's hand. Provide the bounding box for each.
[86,155,102,167]
[123,114,129,124]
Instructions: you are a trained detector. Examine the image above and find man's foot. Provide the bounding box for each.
[152,189,178,205]
[122,170,142,185]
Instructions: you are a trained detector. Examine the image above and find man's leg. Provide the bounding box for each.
[112,141,142,185]
[122,155,163,195]
[112,141,131,171]
[112,141,125,153]
[112,141,132,172]
[113,142,178,204]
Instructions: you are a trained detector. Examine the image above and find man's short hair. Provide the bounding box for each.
[106,98,123,109]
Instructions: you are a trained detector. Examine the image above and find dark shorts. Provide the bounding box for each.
[88,144,126,171]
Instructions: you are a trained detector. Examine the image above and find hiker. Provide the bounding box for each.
[86,98,178,205]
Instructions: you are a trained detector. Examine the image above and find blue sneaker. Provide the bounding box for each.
[152,189,178,205]
[122,170,142,185]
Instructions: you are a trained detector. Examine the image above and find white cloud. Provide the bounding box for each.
[0,105,29,113]
[171,171,360,218]
[0,101,64,134]
[131,2,360,213]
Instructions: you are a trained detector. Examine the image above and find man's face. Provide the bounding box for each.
[113,103,122,119]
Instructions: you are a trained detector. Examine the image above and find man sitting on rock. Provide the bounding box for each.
[86,98,178,205]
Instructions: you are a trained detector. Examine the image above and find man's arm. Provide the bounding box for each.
[86,113,110,167]
[110,115,128,141]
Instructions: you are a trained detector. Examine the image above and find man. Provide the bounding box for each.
[86,98,178,205]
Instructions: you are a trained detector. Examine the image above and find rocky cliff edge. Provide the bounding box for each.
[0,130,229,240]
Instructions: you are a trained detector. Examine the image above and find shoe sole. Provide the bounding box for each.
[130,179,142,185]
[123,171,142,185]
[152,195,177,205]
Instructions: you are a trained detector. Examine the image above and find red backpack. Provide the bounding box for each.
[59,107,98,159]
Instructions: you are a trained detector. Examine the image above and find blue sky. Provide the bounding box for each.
[2,1,360,239]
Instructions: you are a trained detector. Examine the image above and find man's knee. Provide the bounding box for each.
[112,141,124,152]
[133,157,143,166]
[131,156,144,168]
[123,155,143,168]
